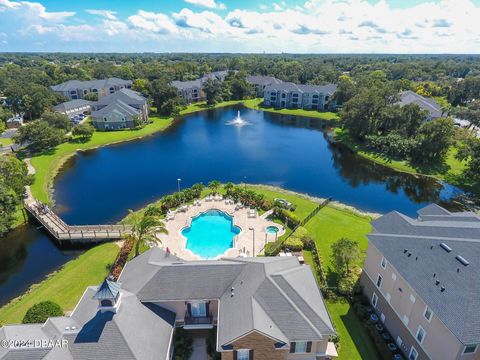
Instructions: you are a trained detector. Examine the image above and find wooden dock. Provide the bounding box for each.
[24,199,131,243]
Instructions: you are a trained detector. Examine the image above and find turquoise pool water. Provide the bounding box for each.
[182,209,241,259]
[266,226,279,234]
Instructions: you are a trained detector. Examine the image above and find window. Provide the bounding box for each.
[376,274,383,288]
[409,347,418,360]
[386,293,391,303]
[396,336,403,348]
[463,345,478,354]
[392,273,397,281]
[416,326,426,344]
[410,294,416,303]
[424,307,432,322]
[381,257,387,269]
[290,341,312,353]
[380,313,385,323]
[402,315,409,326]
[372,293,378,307]
[190,302,206,317]
[237,349,251,360]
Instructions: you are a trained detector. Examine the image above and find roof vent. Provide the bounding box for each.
[230,292,234,297]
[403,249,408,254]
[65,326,70,330]
[433,273,436,278]
[430,245,433,250]
[457,268,460,273]
[440,243,452,252]
[441,286,445,292]
[435,280,440,285]
[415,256,418,261]
[71,326,76,330]
[456,255,469,266]
[407,253,412,257]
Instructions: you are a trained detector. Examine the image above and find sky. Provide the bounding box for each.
[0,0,480,53]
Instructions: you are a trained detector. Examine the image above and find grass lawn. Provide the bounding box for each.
[0,243,118,325]
[243,98,340,121]
[334,128,467,178]
[0,137,13,147]
[327,300,380,360]
[247,185,378,359]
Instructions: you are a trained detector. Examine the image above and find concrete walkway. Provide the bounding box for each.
[190,332,208,360]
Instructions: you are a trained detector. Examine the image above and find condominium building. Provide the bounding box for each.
[171,71,229,103]
[246,75,283,97]
[51,78,133,100]
[264,83,337,111]
[91,88,148,130]
[361,204,480,360]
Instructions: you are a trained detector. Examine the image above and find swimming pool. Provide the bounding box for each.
[266,226,279,234]
[182,209,241,259]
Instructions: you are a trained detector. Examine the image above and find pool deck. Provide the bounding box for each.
[156,198,285,260]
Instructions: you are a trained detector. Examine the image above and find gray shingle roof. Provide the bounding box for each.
[171,71,230,90]
[51,78,132,92]
[92,100,139,118]
[95,88,146,107]
[119,248,334,346]
[369,205,480,344]
[398,90,443,118]
[246,75,283,86]
[53,99,92,112]
[1,247,334,359]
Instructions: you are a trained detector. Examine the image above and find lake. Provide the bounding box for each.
[0,105,465,306]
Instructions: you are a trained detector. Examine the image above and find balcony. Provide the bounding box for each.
[184,312,214,329]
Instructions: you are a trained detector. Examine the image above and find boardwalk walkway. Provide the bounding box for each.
[24,198,131,243]
[23,159,131,243]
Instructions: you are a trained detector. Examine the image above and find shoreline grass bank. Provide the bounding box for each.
[333,128,479,195]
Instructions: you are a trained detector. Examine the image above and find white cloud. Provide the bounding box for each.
[85,9,118,20]
[0,0,74,21]
[184,0,226,10]
[128,10,179,34]
[1,0,480,53]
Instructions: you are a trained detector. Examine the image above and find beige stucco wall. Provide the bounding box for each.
[362,243,478,360]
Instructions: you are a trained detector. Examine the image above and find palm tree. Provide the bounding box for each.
[126,209,168,257]
[208,180,221,194]
[224,182,234,196]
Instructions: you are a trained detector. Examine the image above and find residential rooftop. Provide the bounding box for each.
[51,78,132,92]
[370,204,480,344]
[398,90,443,118]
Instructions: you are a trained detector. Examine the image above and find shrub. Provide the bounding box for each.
[264,241,281,256]
[111,239,134,279]
[22,301,63,324]
[173,328,193,360]
[282,237,303,251]
[337,266,362,299]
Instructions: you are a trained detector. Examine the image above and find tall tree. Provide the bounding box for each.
[202,78,222,105]
[14,120,66,153]
[411,118,454,162]
[331,238,361,277]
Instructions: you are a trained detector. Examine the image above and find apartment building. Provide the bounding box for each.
[51,78,132,100]
[361,204,480,360]
[171,71,229,103]
[264,83,337,111]
[91,88,148,130]
[246,75,283,97]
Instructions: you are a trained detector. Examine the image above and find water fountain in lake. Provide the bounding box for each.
[226,110,250,127]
